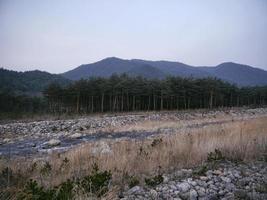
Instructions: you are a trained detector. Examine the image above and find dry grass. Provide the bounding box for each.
[1,116,266,191]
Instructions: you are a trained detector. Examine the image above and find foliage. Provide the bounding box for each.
[207,149,225,162]
[0,167,25,189]
[56,179,74,200]
[80,163,112,197]
[1,74,267,116]
[128,177,140,188]
[151,138,163,147]
[43,75,267,114]
[145,174,163,187]
[40,162,52,176]
[17,179,74,200]
[193,165,208,176]
[17,179,55,200]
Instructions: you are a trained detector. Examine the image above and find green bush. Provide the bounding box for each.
[128,176,140,188]
[193,165,208,176]
[207,149,225,162]
[145,174,163,187]
[40,162,52,176]
[17,179,55,200]
[17,179,74,200]
[56,179,74,200]
[151,138,163,147]
[81,163,112,197]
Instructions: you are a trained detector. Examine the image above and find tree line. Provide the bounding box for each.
[43,74,267,114]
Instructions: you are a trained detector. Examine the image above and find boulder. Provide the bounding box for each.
[47,139,61,147]
[69,132,82,139]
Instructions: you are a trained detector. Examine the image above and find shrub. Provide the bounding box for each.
[40,162,52,176]
[193,165,208,176]
[17,179,55,200]
[56,179,74,200]
[145,174,163,187]
[207,149,225,162]
[81,163,112,197]
[128,176,140,188]
[151,138,163,147]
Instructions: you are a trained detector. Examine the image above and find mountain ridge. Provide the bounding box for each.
[0,68,71,96]
[62,57,267,86]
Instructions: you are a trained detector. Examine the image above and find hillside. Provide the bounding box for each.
[0,68,71,96]
[199,62,267,86]
[62,57,267,86]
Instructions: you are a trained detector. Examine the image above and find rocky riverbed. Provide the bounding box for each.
[0,107,267,157]
[121,160,267,200]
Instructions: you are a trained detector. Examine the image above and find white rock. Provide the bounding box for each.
[177,182,191,193]
[69,132,82,139]
[47,139,61,147]
[163,175,169,183]
[128,186,142,194]
[3,138,11,143]
[189,189,198,200]
[221,176,231,183]
[92,141,112,154]
[149,189,158,198]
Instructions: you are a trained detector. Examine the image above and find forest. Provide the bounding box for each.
[1,74,267,116]
[42,75,267,114]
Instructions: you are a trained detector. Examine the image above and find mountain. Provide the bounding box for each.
[62,57,267,86]
[0,68,71,96]
[199,62,267,86]
[131,59,209,78]
[62,57,138,80]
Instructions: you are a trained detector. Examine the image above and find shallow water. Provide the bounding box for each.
[0,130,159,157]
[0,118,252,157]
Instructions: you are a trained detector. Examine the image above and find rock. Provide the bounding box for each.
[213,170,223,175]
[46,139,61,147]
[221,176,231,183]
[69,132,82,139]
[127,186,142,195]
[149,189,158,198]
[234,189,249,199]
[189,189,198,200]
[163,175,169,183]
[200,176,208,181]
[197,187,206,197]
[92,141,112,154]
[3,138,11,143]
[177,182,191,193]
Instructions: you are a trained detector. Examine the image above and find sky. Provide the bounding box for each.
[0,0,267,73]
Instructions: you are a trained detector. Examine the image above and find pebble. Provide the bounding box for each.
[122,161,267,199]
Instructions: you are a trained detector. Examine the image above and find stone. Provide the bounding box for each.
[221,176,231,183]
[3,138,11,143]
[177,182,191,193]
[189,189,198,200]
[163,175,169,183]
[128,186,142,195]
[149,189,158,198]
[69,132,82,139]
[92,141,112,154]
[200,176,208,181]
[46,139,61,147]
[197,187,206,197]
[213,170,223,175]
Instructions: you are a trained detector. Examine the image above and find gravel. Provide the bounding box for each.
[121,161,267,200]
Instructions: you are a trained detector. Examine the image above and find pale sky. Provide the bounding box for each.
[0,0,267,73]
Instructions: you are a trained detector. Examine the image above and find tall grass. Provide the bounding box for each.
[2,116,266,191]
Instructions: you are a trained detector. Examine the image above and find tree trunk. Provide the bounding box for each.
[76,92,80,113]
[209,91,213,109]
[101,93,104,112]
[91,96,94,113]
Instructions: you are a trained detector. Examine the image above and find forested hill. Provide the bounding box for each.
[62,57,267,86]
[0,68,71,96]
